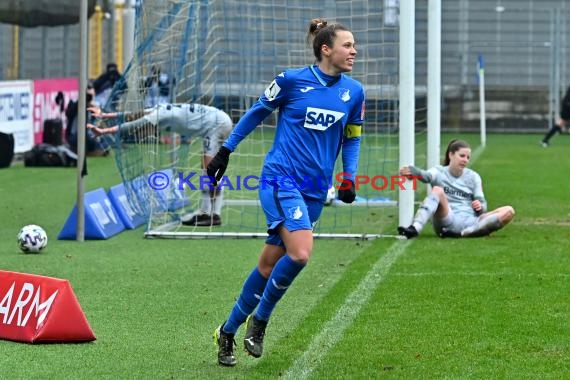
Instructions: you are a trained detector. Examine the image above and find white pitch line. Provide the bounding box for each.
[282,239,411,380]
[470,144,485,163]
[282,142,485,378]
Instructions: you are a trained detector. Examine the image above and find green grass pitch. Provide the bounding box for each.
[1,133,569,379]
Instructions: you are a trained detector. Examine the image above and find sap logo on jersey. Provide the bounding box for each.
[304,107,345,131]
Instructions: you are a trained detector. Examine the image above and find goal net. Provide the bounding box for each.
[105,0,428,239]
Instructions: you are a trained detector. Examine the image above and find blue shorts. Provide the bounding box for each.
[259,181,324,247]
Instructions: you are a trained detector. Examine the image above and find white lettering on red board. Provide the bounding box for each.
[0,282,59,329]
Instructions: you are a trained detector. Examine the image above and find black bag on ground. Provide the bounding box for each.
[24,143,77,167]
[43,119,63,145]
[0,132,15,168]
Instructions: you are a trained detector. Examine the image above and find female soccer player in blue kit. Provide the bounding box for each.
[206,18,365,366]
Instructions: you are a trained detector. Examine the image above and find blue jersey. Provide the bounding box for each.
[225,65,365,200]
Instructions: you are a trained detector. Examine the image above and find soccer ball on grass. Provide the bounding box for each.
[17,224,48,253]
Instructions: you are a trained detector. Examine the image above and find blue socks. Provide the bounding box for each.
[223,267,267,334]
[222,254,306,334]
[255,254,306,322]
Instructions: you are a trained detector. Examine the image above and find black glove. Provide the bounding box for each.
[206,146,231,186]
[337,179,356,204]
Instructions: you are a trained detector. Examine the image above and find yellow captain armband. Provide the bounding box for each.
[344,124,362,138]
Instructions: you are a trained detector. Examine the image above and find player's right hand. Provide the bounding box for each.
[399,166,411,176]
[207,146,231,186]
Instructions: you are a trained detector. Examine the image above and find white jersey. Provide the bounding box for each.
[416,165,487,216]
[120,103,227,139]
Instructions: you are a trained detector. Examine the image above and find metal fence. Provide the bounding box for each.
[1,0,569,131]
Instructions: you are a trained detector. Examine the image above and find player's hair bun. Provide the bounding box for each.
[309,18,328,36]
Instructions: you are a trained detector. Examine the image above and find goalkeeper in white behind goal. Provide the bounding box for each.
[88,103,233,226]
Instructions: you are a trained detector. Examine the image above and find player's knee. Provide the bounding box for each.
[431,186,444,197]
[502,206,515,223]
[288,249,311,265]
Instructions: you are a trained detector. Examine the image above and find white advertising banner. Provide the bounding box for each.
[0,80,33,153]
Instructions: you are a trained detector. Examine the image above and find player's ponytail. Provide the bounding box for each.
[307,19,327,39]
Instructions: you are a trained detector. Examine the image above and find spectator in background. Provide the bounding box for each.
[65,82,110,156]
[55,91,66,116]
[541,85,570,147]
[143,65,174,107]
[93,62,123,108]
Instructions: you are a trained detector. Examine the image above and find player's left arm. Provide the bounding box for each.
[97,111,155,137]
[341,124,361,182]
[342,88,365,176]
[472,171,487,214]
[339,89,364,192]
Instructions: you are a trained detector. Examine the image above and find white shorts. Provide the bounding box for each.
[202,110,233,157]
[432,209,480,235]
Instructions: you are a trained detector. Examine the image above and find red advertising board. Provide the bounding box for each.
[0,270,96,343]
[32,78,78,144]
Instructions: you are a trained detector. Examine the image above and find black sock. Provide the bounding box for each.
[543,126,562,143]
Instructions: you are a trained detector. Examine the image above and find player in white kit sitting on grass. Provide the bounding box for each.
[88,102,233,226]
[397,139,515,239]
